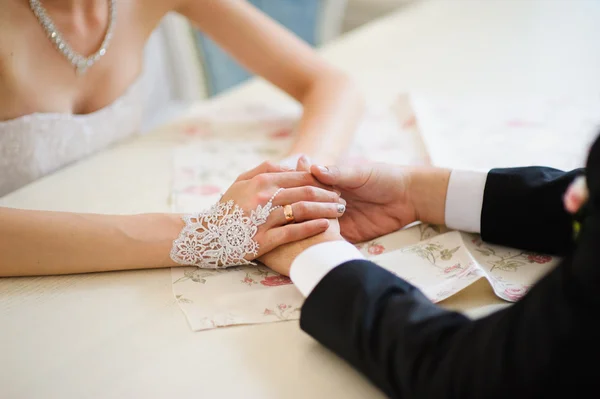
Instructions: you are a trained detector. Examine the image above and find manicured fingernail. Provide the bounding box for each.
[339,197,347,206]
[337,204,346,214]
[316,165,329,173]
[334,189,342,196]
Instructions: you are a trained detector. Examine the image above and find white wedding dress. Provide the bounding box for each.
[0,76,144,197]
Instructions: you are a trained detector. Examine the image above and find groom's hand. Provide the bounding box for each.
[310,163,451,243]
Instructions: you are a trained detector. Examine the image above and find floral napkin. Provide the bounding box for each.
[371,229,557,303]
[168,96,560,332]
[171,221,558,331]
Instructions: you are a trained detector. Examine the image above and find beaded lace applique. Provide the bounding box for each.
[170,190,282,268]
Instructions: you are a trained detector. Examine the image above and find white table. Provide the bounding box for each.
[2,1,600,398]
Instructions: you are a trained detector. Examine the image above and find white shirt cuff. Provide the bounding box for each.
[290,240,365,297]
[444,170,489,233]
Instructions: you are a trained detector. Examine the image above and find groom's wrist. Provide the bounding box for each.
[408,167,451,225]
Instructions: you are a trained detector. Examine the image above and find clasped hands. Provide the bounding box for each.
[209,155,428,273]
[250,155,451,276]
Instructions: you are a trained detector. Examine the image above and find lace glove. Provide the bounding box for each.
[171,190,282,268]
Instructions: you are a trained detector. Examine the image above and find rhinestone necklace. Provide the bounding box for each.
[29,0,116,76]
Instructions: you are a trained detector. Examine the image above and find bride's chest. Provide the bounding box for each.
[0,6,145,122]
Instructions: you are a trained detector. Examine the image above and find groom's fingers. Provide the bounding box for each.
[310,164,372,190]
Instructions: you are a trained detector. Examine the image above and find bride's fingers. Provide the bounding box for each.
[262,219,330,252]
[236,161,292,182]
[260,171,332,190]
[269,202,346,227]
[271,186,343,207]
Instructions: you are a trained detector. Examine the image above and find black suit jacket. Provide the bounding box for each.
[300,136,600,398]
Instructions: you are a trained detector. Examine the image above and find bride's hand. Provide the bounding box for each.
[258,154,345,276]
[222,161,346,256]
[170,161,346,268]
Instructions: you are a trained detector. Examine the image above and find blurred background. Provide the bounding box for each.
[142,0,416,130]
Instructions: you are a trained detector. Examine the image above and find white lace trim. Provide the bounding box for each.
[170,190,282,268]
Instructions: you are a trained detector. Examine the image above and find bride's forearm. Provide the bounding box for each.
[289,73,365,165]
[0,207,184,276]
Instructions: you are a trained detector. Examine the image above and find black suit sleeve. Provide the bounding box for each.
[301,135,600,399]
[481,167,584,255]
[300,211,600,399]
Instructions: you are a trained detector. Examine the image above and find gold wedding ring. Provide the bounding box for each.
[283,204,295,223]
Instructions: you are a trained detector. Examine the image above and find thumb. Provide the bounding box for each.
[296,155,312,172]
[310,164,371,189]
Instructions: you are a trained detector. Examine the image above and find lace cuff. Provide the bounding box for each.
[170,190,282,268]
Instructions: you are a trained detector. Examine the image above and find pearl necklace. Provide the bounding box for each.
[29,0,116,76]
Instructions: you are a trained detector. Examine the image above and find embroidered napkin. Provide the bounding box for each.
[168,95,562,332]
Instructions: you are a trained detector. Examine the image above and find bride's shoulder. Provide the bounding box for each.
[0,1,35,74]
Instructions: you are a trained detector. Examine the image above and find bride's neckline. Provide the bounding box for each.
[0,73,144,125]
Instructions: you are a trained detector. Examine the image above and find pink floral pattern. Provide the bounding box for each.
[367,242,386,255]
[241,276,255,286]
[263,303,299,320]
[503,285,530,301]
[443,264,461,274]
[527,254,552,264]
[269,127,293,139]
[260,275,292,287]
[182,124,212,137]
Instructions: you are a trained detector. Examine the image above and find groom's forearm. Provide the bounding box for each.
[408,166,489,234]
[407,167,452,226]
